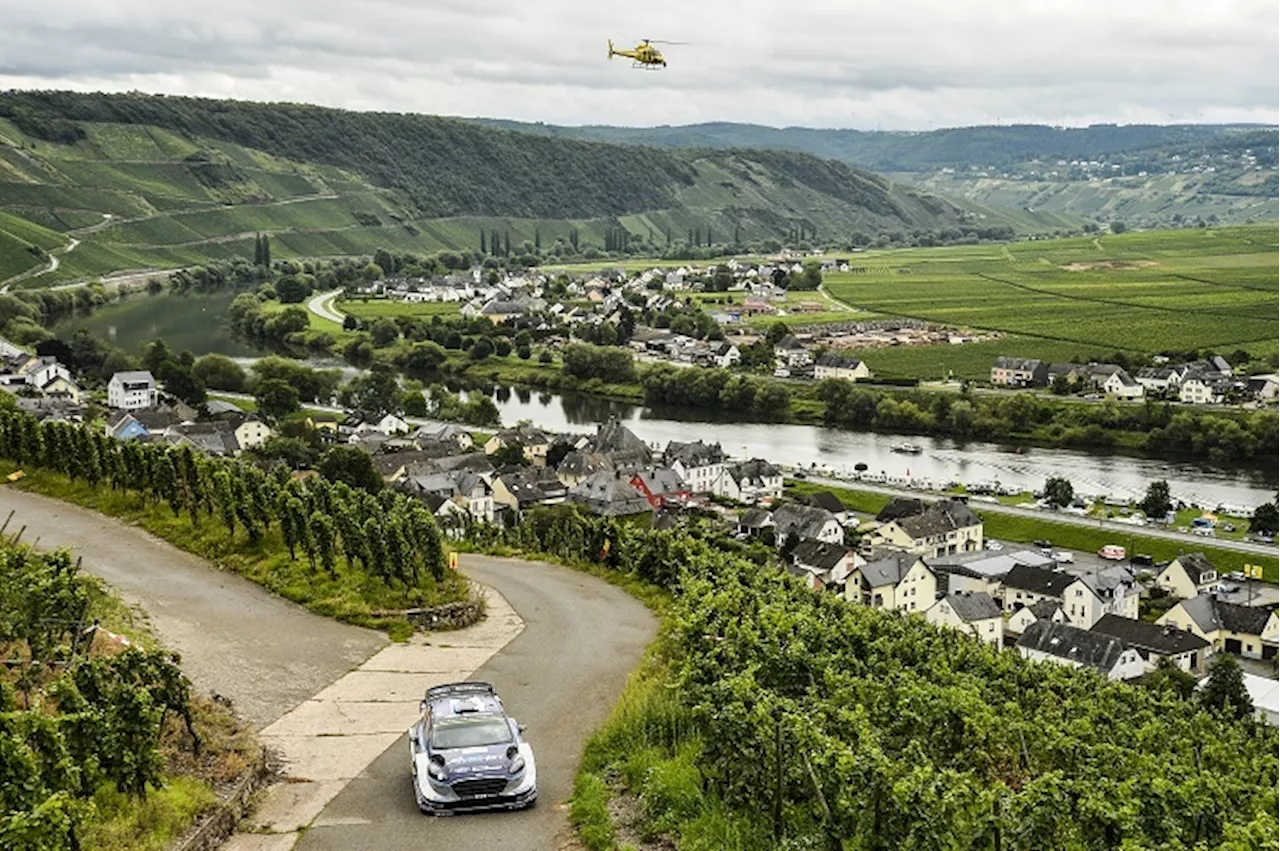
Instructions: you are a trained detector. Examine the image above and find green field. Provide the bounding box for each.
[822,225,1279,379]
[341,298,462,320]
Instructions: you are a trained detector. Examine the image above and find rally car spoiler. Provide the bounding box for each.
[424,682,496,701]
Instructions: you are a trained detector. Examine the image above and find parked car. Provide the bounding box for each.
[1218,583,1242,594]
[984,540,1004,551]
[1033,539,1053,555]
[1130,554,1154,568]
[409,682,537,814]
[1225,571,1245,582]
[1052,551,1075,564]
[1098,544,1127,561]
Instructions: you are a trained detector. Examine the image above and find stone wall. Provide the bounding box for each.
[374,599,484,631]
[172,747,272,851]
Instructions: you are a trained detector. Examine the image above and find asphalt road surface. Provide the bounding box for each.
[293,554,657,851]
[0,488,386,726]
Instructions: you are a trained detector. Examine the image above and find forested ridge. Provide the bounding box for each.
[0,90,915,221]
[475,118,1279,172]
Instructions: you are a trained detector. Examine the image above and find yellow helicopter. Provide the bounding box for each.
[607,38,686,70]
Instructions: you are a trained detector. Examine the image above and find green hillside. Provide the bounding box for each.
[0,91,980,285]
[473,119,1279,230]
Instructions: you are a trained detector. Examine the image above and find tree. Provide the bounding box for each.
[1043,476,1074,508]
[469,337,495,361]
[1249,501,1277,536]
[255,379,300,421]
[193,354,246,392]
[343,314,360,331]
[318,446,382,492]
[341,363,400,416]
[156,359,206,406]
[370,319,400,347]
[1110,221,1127,234]
[362,262,384,282]
[1198,654,1253,721]
[491,442,528,467]
[275,275,312,304]
[1139,480,1172,519]
[765,321,791,347]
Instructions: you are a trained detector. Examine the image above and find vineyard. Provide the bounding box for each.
[0,410,467,631]
[0,540,259,850]
[825,224,1279,379]
[470,506,1279,850]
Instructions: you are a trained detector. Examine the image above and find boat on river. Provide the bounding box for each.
[890,442,923,454]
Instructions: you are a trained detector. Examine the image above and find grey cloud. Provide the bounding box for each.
[0,0,1274,130]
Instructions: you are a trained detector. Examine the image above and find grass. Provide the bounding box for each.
[340,297,462,319]
[0,463,472,632]
[783,479,1279,582]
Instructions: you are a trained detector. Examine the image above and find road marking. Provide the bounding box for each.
[224,584,524,849]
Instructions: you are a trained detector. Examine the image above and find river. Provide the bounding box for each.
[476,384,1277,510]
[50,291,1278,510]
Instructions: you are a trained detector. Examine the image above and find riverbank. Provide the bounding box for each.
[785,479,1279,582]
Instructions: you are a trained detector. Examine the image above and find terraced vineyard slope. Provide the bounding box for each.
[0,91,970,285]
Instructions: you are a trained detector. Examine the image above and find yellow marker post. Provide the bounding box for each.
[449,551,458,571]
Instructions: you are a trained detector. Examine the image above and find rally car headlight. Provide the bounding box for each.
[428,758,449,781]
[509,755,526,775]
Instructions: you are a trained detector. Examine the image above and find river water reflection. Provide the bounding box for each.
[476,384,1277,509]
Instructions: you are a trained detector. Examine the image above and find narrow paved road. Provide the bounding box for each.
[294,554,657,851]
[307,288,346,324]
[0,488,386,726]
[0,490,658,849]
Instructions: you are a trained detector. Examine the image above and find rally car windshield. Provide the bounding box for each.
[430,716,513,749]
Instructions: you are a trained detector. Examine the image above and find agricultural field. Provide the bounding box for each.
[823,224,1279,378]
[340,298,461,320]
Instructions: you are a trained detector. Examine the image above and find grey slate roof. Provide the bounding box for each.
[632,467,687,496]
[775,334,804,351]
[993,356,1042,371]
[587,419,651,464]
[1178,595,1275,636]
[894,498,981,539]
[111,370,155,384]
[858,551,923,588]
[556,450,614,478]
[738,508,774,529]
[929,549,1055,579]
[664,440,725,467]
[771,503,838,541]
[726,458,781,486]
[814,352,863,370]
[807,491,847,515]
[1001,564,1076,598]
[1090,614,1209,656]
[791,540,853,572]
[941,591,1002,622]
[569,471,650,516]
[1170,552,1217,583]
[1017,620,1131,673]
[876,497,925,522]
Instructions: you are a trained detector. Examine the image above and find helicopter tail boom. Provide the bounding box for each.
[607,39,614,58]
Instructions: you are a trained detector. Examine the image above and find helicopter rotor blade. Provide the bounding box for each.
[645,39,691,45]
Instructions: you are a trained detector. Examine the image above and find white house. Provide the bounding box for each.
[230,414,273,450]
[770,503,844,547]
[813,352,871,382]
[1006,599,1067,636]
[713,459,783,504]
[711,342,740,368]
[773,335,812,369]
[869,498,984,558]
[1102,369,1144,399]
[847,552,937,613]
[1154,553,1218,599]
[664,440,725,494]
[926,591,1004,649]
[1015,620,1147,681]
[108,371,157,410]
[1157,595,1280,661]
[1090,614,1210,677]
[1061,573,1141,629]
[1179,377,1223,405]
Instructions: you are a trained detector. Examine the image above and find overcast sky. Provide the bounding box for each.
[0,0,1275,130]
